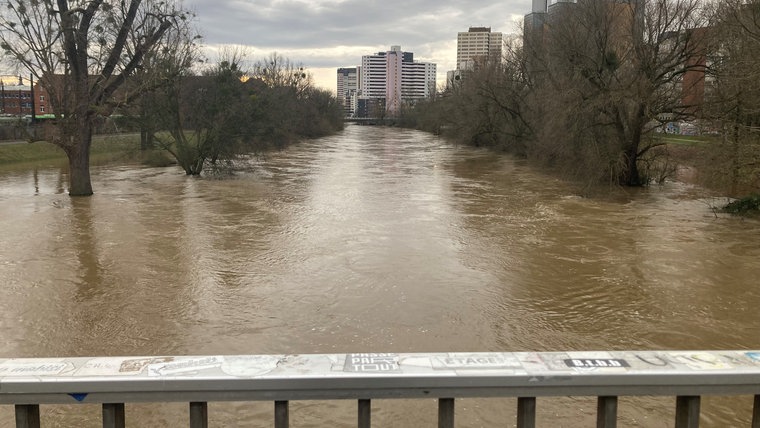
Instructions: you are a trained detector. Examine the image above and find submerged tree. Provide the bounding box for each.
[534,0,711,186]
[153,51,261,175]
[130,12,200,152]
[0,0,193,195]
[150,51,344,175]
[412,0,714,188]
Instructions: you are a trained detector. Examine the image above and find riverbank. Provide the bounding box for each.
[0,133,145,167]
[655,137,760,215]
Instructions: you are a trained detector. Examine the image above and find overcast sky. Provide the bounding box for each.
[188,0,530,92]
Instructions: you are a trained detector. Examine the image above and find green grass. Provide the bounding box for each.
[0,133,141,166]
[653,134,718,146]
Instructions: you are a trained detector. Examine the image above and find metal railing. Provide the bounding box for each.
[2,350,760,428]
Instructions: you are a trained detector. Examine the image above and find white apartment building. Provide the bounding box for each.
[353,45,436,117]
[403,61,437,99]
[360,52,389,100]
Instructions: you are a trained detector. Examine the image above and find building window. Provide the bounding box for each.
[39,95,45,101]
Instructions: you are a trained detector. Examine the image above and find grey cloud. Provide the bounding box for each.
[187,0,527,85]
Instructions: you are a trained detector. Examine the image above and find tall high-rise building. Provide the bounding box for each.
[360,51,391,100]
[385,46,404,115]
[403,61,437,99]
[456,27,503,71]
[523,0,549,71]
[336,67,358,117]
[351,45,436,117]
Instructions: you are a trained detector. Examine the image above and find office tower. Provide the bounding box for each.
[456,27,503,71]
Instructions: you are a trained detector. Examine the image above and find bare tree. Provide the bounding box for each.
[131,12,200,151]
[409,37,533,153]
[0,0,193,195]
[150,50,258,175]
[148,50,343,175]
[534,0,711,185]
[702,0,760,196]
[250,53,315,145]
[252,53,311,92]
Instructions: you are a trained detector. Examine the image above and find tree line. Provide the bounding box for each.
[127,49,344,176]
[0,0,343,196]
[406,0,760,201]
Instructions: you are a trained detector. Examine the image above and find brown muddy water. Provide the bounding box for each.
[1,125,759,427]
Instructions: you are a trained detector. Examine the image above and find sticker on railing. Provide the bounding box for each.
[73,357,174,376]
[221,355,280,377]
[564,359,630,368]
[0,360,72,376]
[664,352,733,370]
[433,353,521,370]
[344,353,400,372]
[68,393,88,402]
[147,356,224,376]
[120,357,174,374]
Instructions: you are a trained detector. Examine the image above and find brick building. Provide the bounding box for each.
[0,76,52,116]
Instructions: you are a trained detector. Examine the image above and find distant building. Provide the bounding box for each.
[0,76,50,116]
[456,27,503,71]
[523,0,644,77]
[522,0,708,126]
[447,27,503,90]
[336,67,358,117]
[678,26,710,117]
[341,45,436,117]
[446,69,464,89]
[523,1,548,64]
[360,51,394,101]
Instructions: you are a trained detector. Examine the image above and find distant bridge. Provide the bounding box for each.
[343,117,398,126]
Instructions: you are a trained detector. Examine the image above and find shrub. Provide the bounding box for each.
[722,194,760,214]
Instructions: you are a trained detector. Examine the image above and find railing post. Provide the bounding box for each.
[752,395,760,428]
[675,396,700,428]
[275,400,289,428]
[358,399,371,428]
[438,398,454,428]
[517,397,536,428]
[189,402,208,428]
[596,396,617,428]
[14,404,40,428]
[102,403,125,428]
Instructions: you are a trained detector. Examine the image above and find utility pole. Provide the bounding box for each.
[1,80,4,114]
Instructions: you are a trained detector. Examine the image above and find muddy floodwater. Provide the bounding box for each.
[1,125,759,427]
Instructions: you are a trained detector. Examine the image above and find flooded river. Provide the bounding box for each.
[1,125,759,426]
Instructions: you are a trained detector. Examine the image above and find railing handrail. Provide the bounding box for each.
[2,350,760,404]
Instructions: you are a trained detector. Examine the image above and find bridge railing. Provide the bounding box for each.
[2,350,760,428]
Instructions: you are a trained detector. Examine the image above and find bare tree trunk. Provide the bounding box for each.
[66,122,94,196]
[625,105,647,186]
[624,144,641,186]
[731,121,740,197]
